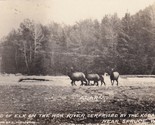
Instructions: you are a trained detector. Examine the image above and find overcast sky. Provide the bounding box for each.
[0,0,155,38]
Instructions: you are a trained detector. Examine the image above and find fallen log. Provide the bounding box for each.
[18,78,50,82]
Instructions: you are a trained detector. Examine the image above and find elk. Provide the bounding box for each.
[86,73,106,86]
[110,69,119,86]
[68,72,88,86]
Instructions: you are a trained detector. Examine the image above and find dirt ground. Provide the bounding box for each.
[0,75,155,125]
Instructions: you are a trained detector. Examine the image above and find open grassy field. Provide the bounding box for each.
[0,75,155,125]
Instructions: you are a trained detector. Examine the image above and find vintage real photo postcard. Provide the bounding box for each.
[0,0,155,124]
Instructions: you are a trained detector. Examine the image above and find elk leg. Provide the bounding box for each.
[96,81,99,86]
[88,80,90,86]
[102,81,106,86]
[111,80,114,86]
[116,79,118,86]
[73,81,76,86]
[104,80,106,86]
[81,80,84,86]
[84,79,87,86]
[94,81,97,86]
[71,81,74,86]
[74,81,77,86]
[101,80,106,86]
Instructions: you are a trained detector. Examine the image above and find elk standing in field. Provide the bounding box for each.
[68,67,87,86]
[110,69,119,86]
[86,73,106,86]
[68,72,88,86]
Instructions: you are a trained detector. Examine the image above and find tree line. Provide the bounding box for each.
[0,4,155,75]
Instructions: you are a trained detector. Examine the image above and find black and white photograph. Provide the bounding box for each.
[0,0,155,124]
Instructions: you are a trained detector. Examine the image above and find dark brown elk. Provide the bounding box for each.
[68,72,88,86]
[86,74,106,86]
[110,69,119,86]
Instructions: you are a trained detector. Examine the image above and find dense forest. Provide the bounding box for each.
[0,4,155,75]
